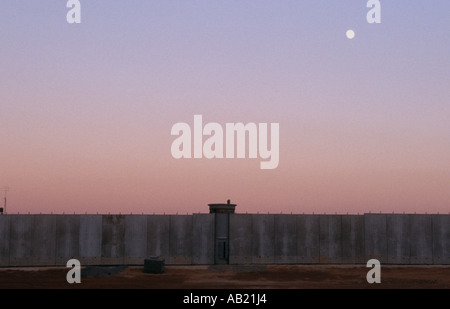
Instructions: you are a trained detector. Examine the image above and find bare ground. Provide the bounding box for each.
[0,265,449,289]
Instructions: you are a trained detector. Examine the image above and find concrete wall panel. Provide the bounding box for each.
[432,215,449,264]
[168,215,192,264]
[252,214,275,264]
[2,213,449,266]
[341,215,365,264]
[274,215,297,264]
[214,213,229,264]
[101,215,125,265]
[147,215,170,261]
[410,215,433,264]
[386,214,410,264]
[296,215,320,263]
[229,214,252,264]
[364,214,387,263]
[9,215,33,266]
[55,215,80,265]
[124,215,147,265]
[192,214,214,265]
[319,215,342,264]
[79,215,102,265]
[0,215,10,266]
[32,215,56,266]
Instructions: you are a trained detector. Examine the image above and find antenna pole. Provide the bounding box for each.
[2,187,9,215]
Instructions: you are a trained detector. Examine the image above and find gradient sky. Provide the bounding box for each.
[1,1,449,214]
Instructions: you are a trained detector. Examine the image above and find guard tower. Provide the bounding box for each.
[208,200,236,264]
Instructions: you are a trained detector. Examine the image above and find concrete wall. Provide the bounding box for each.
[410,215,433,264]
[192,214,214,265]
[79,215,102,265]
[319,215,342,264]
[230,213,448,265]
[168,215,192,264]
[0,213,448,266]
[9,215,34,266]
[296,215,319,263]
[101,215,125,265]
[124,215,147,265]
[32,215,56,266]
[432,215,449,264]
[0,215,10,266]
[56,215,79,265]
[252,214,275,264]
[341,215,365,264]
[274,215,297,264]
[387,214,410,264]
[147,215,170,260]
[364,214,387,263]
[229,214,252,264]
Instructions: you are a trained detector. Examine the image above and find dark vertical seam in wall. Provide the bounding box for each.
[430,214,434,265]
[53,215,57,266]
[227,213,230,264]
[32,215,36,266]
[384,214,388,264]
[213,213,217,264]
[98,215,102,264]
[407,214,411,265]
[272,215,276,263]
[7,215,11,266]
[386,215,390,264]
[121,215,125,265]
[363,214,366,265]
[168,215,172,264]
[273,215,276,262]
[339,215,343,264]
[408,214,412,265]
[272,214,278,264]
[318,215,321,263]
[250,214,253,264]
[100,215,104,263]
[190,214,194,264]
[145,215,148,264]
[294,214,297,264]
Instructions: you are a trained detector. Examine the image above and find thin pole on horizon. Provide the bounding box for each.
[1,187,10,215]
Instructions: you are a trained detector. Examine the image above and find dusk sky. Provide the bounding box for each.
[1,1,449,214]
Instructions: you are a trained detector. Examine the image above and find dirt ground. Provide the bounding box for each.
[0,264,449,289]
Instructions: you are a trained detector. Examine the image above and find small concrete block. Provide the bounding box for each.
[144,257,165,274]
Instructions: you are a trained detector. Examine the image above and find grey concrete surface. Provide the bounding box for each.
[0,215,10,266]
[168,215,192,264]
[124,215,147,265]
[147,215,170,260]
[79,215,102,265]
[296,215,320,263]
[229,214,252,264]
[56,215,80,265]
[0,213,448,266]
[364,214,387,263]
[192,214,214,265]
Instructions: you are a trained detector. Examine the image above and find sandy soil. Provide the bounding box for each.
[0,265,449,289]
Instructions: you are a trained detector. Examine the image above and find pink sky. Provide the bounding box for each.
[0,1,449,214]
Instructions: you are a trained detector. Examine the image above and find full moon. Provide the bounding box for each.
[346,29,355,39]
